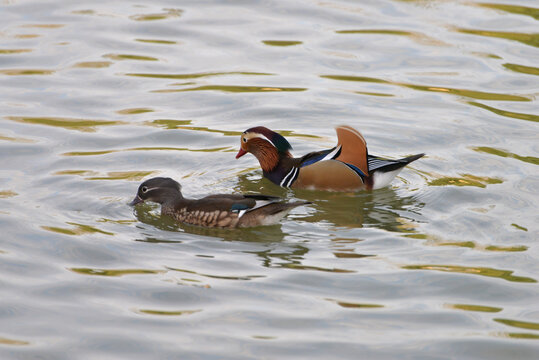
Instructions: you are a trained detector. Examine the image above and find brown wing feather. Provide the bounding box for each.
[334,125,368,175]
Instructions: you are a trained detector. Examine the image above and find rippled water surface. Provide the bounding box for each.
[1,0,538,358]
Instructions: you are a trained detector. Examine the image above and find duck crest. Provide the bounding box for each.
[246,126,292,154]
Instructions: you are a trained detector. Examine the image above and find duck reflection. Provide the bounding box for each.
[234,172,425,231]
[131,172,424,272]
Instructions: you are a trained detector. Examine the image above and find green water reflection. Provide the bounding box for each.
[135,38,178,44]
[326,298,384,309]
[427,174,503,188]
[320,75,531,101]
[262,40,302,46]
[0,190,18,198]
[0,337,30,346]
[86,171,156,181]
[472,146,539,165]
[136,309,201,316]
[468,102,538,122]
[125,71,273,79]
[22,24,64,28]
[129,8,182,21]
[477,3,539,20]
[448,303,502,313]
[104,53,158,61]
[455,28,539,48]
[145,120,244,137]
[154,85,307,93]
[403,264,536,283]
[494,318,539,330]
[73,61,112,68]
[499,333,539,340]
[6,116,124,132]
[41,222,114,236]
[167,266,265,281]
[70,268,164,276]
[511,224,528,232]
[406,234,528,252]
[116,107,154,115]
[281,264,355,273]
[0,133,35,143]
[0,69,55,75]
[0,49,32,54]
[502,63,539,76]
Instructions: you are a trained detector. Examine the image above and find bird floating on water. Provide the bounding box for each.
[236,125,424,191]
[129,177,309,228]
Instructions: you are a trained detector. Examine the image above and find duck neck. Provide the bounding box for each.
[155,188,183,206]
[250,138,290,172]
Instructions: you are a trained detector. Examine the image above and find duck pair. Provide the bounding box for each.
[130,125,424,228]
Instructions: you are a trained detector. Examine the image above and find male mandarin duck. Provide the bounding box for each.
[129,177,309,228]
[236,125,424,191]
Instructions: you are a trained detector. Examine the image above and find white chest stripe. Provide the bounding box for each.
[280,167,298,187]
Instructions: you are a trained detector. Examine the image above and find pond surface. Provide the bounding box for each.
[1,0,538,358]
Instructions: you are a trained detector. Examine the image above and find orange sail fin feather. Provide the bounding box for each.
[334,125,369,176]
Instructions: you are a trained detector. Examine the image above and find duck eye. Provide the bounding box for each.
[141,186,148,193]
[242,137,247,143]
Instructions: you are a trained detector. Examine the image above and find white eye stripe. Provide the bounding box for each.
[141,186,158,193]
[247,133,277,148]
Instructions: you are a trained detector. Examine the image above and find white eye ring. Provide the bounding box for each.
[242,138,247,143]
[141,186,148,193]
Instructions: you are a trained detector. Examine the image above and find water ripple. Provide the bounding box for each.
[321,75,532,101]
[6,116,125,132]
[124,71,274,80]
[476,3,539,20]
[402,264,536,283]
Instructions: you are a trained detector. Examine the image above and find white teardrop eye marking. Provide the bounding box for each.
[141,186,148,193]
[242,137,247,143]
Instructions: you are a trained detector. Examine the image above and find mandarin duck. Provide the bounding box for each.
[236,125,424,191]
[129,177,309,228]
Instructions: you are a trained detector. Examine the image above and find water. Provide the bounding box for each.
[1,0,538,358]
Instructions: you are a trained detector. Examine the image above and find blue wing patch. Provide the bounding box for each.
[231,203,249,211]
[301,153,327,167]
[342,162,366,180]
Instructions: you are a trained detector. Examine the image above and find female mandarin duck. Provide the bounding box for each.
[236,125,424,191]
[129,177,309,228]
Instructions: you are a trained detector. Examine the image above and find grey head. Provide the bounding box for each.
[129,177,182,206]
